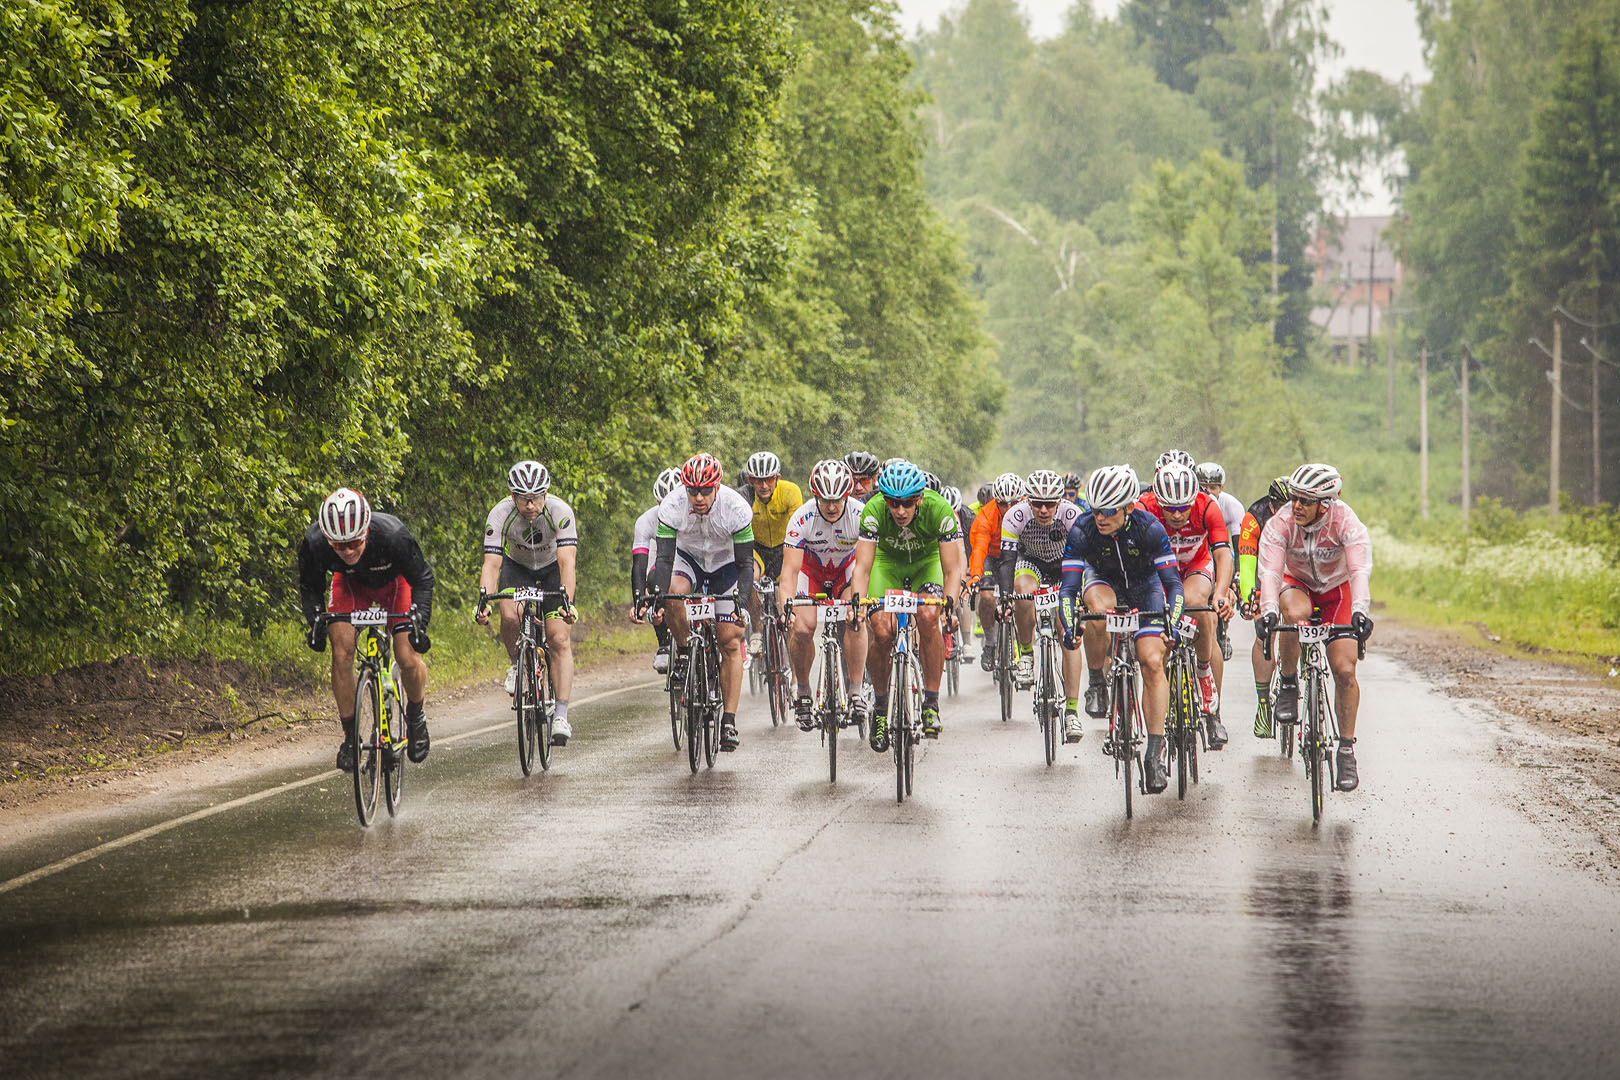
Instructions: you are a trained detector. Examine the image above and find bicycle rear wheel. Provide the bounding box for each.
[516,642,538,776]
[384,667,405,816]
[535,646,554,771]
[351,669,381,827]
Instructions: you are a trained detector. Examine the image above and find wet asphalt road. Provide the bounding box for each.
[2,646,1619,1079]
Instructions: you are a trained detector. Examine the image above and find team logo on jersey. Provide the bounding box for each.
[558,516,572,529]
[485,526,495,537]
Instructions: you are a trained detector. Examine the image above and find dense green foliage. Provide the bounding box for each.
[1,0,996,675]
[1398,0,1620,508]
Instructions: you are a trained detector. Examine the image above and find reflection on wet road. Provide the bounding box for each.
[1,648,1617,1078]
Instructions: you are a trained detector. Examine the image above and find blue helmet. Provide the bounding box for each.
[876,460,927,499]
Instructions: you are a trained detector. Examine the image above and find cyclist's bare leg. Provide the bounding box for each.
[976,587,998,637]
[1251,633,1275,683]
[866,610,895,696]
[788,603,818,691]
[717,618,744,713]
[1327,637,1361,738]
[840,584,868,680]
[1013,572,1036,648]
[498,598,520,661]
[1276,588,1313,676]
[329,621,358,715]
[918,604,944,692]
[1136,634,1168,736]
[1183,573,1215,666]
[1061,637,1083,699]
[391,631,428,704]
[1080,582,1117,678]
[544,615,574,701]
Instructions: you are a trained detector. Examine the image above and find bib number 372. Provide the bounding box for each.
[685,599,716,622]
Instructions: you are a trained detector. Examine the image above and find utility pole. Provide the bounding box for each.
[1595,328,1602,505]
[1460,344,1472,531]
[1419,342,1430,520]
[1366,241,1378,371]
[1386,309,1397,434]
[1551,316,1563,522]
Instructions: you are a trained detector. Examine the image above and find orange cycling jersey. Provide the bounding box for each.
[969,500,1004,579]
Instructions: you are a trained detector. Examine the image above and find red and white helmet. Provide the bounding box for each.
[1153,462,1199,506]
[809,459,854,499]
[681,452,723,488]
[320,488,371,543]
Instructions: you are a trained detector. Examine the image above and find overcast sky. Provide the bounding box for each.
[893,0,1427,213]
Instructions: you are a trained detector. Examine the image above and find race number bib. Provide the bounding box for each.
[685,599,716,622]
[883,590,918,613]
[822,603,846,623]
[1297,623,1330,645]
[1106,610,1139,635]
[513,586,549,603]
[1177,615,1198,640]
[351,606,388,628]
[1033,587,1060,612]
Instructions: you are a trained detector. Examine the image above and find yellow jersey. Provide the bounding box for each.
[750,479,803,547]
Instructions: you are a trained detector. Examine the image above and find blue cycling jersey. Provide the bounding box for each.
[1057,509,1184,617]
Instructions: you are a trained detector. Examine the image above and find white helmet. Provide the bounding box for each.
[992,472,1025,503]
[942,485,962,510]
[1195,461,1225,486]
[1025,469,1065,501]
[653,467,682,503]
[320,488,371,543]
[507,460,550,495]
[809,458,854,499]
[1155,448,1195,473]
[1086,465,1139,512]
[744,451,781,479]
[1288,462,1343,501]
[1153,462,1199,506]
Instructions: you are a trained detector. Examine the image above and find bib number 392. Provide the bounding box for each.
[1297,623,1330,645]
[882,590,918,613]
[685,599,716,622]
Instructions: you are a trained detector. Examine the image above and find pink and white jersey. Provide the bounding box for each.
[631,504,660,557]
[784,498,864,571]
[1257,501,1373,617]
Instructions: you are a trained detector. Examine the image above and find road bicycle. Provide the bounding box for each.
[1263,618,1366,823]
[317,607,412,826]
[941,579,972,698]
[1080,607,1148,820]
[480,586,571,776]
[1163,604,1214,800]
[789,594,860,783]
[863,590,949,804]
[747,581,791,728]
[1030,584,1065,766]
[668,593,728,773]
[991,587,1016,724]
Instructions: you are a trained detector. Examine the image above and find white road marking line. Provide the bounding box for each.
[0,679,665,897]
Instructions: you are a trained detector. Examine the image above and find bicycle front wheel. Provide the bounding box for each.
[686,645,704,774]
[893,655,909,803]
[534,646,554,772]
[998,624,1013,723]
[516,643,538,776]
[767,621,790,728]
[383,667,405,816]
[1169,651,1194,800]
[1039,642,1058,767]
[702,642,720,769]
[351,668,381,827]
[1307,667,1326,822]
[824,643,842,784]
[668,678,683,751]
[1116,669,1136,820]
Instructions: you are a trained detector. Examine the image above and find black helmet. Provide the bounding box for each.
[1267,476,1290,504]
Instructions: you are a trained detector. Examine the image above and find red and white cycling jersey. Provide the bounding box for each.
[1256,500,1373,618]
[785,497,864,596]
[1136,490,1230,577]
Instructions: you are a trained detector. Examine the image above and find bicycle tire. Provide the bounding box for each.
[686,644,703,774]
[1117,667,1136,820]
[824,639,842,783]
[1039,639,1058,767]
[384,666,405,816]
[351,667,381,827]
[1307,665,1324,822]
[893,653,909,803]
[516,642,537,776]
[535,644,554,772]
[763,620,782,728]
[668,678,683,751]
[904,706,914,797]
[1170,649,1194,799]
[702,640,720,768]
[998,623,1013,723]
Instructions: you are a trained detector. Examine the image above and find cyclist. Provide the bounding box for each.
[996,469,1087,741]
[845,450,881,502]
[850,460,965,750]
[780,459,869,731]
[476,460,581,744]
[944,485,976,656]
[1062,472,1084,506]
[647,453,755,752]
[969,482,993,515]
[1057,465,1185,795]
[740,451,802,654]
[1144,447,1195,494]
[1237,476,1290,737]
[1196,461,1244,663]
[1255,463,1374,791]
[631,467,683,674]
[1137,461,1235,749]
[969,472,1023,671]
[299,488,435,771]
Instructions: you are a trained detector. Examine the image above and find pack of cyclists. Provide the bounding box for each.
[297,447,1373,797]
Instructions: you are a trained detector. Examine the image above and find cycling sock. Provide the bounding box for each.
[1254,684,1270,711]
[795,683,811,700]
[405,700,424,720]
[1018,643,1032,657]
[1087,668,1105,685]
[722,711,736,726]
[1197,662,1213,679]
[873,693,889,715]
[1066,697,1079,711]
[555,701,569,721]
[922,690,939,708]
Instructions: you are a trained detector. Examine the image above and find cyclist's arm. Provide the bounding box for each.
[1236,511,1261,601]
[478,552,503,598]
[995,511,1021,595]
[1204,500,1234,595]
[296,533,327,624]
[851,538,876,599]
[631,552,649,603]
[1342,513,1374,616]
[1152,540,1184,625]
[939,535,964,599]
[1057,531,1087,633]
[650,528,677,594]
[968,512,995,578]
[779,544,806,598]
[556,545,578,606]
[400,532,435,627]
[731,523,755,602]
[1256,516,1286,617]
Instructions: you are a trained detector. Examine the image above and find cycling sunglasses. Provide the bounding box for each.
[1161,502,1194,514]
[883,495,923,509]
[685,484,718,497]
[1030,499,1059,510]
[329,537,366,553]
[1290,496,1324,508]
